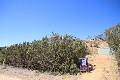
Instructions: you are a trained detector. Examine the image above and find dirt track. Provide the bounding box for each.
[81,54,120,80]
[0,54,119,80]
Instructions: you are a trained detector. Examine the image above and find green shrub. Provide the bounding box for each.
[104,24,120,66]
[0,51,4,64]
[116,45,120,66]
[1,33,88,74]
[117,60,120,66]
[0,48,7,65]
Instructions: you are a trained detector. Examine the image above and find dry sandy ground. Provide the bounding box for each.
[81,54,120,80]
[0,54,120,80]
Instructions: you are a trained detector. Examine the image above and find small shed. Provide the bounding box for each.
[97,46,113,54]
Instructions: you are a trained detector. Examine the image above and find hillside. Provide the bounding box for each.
[0,40,120,80]
[85,40,109,54]
[0,54,119,80]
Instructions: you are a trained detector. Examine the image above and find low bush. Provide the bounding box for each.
[104,24,120,66]
[116,45,120,66]
[0,33,88,74]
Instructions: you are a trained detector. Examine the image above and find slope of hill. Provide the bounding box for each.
[85,40,109,54]
[0,54,119,80]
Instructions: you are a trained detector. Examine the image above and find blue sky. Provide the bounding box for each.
[0,0,120,47]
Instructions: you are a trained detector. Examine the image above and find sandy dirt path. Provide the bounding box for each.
[0,74,23,80]
[81,54,120,80]
[0,54,119,80]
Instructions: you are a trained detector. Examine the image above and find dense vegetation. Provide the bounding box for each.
[104,24,120,66]
[0,33,88,74]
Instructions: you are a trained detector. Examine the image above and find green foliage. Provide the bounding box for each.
[0,47,7,64]
[105,24,120,51]
[1,33,88,74]
[115,45,120,66]
[0,50,4,64]
[104,24,120,66]
[95,34,105,41]
[117,60,120,66]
